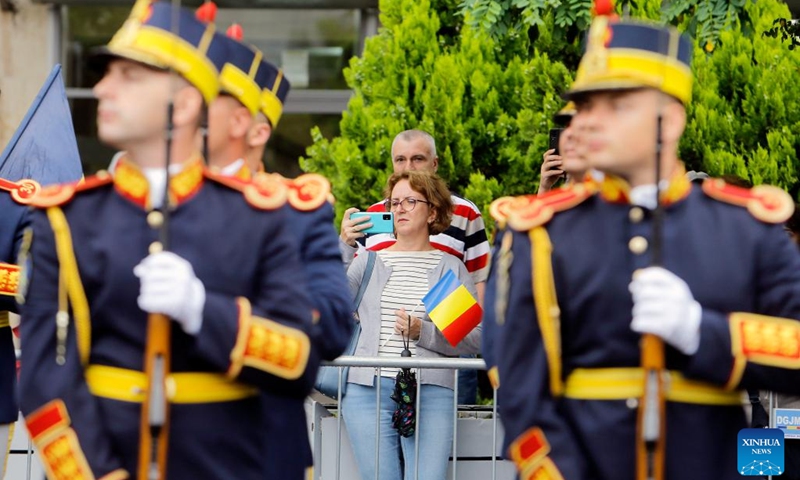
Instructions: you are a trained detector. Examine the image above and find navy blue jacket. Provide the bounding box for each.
[0,186,29,424]
[486,176,800,480]
[18,160,319,479]
[255,173,353,480]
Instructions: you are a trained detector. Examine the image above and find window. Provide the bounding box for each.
[63,4,368,175]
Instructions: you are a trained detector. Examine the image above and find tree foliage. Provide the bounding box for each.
[302,0,800,226]
[682,0,800,194]
[458,0,750,54]
[762,17,800,50]
[302,0,572,223]
[459,0,751,59]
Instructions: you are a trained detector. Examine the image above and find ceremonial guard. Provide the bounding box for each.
[17,2,318,479]
[0,177,35,476]
[486,5,800,480]
[204,23,352,479]
[481,102,583,393]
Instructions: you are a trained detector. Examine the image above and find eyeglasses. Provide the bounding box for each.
[384,197,431,212]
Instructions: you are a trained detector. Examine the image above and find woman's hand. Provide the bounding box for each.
[394,308,421,340]
[539,149,564,195]
[340,207,371,247]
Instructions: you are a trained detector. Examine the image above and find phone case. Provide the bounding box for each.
[351,212,395,234]
[549,128,563,155]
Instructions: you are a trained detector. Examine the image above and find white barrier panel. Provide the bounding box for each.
[5,413,44,480]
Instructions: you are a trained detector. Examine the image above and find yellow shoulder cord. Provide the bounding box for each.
[46,207,91,366]
[494,231,513,328]
[530,226,563,396]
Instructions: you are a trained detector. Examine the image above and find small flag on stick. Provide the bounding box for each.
[423,270,482,347]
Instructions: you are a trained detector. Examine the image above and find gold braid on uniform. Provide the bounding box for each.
[508,427,565,480]
[227,297,311,380]
[47,207,92,366]
[24,399,130,480]
[727,313,800,389]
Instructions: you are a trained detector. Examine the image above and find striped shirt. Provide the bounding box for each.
[377,249,444,378]
[364,194,490,283]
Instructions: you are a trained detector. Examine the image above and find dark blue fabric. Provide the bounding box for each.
[18,177,318,479]
[1,195,30,424]
[261,202,355,479]
[1,63,81,426]
[487,185,800,480]
[606,23,692,65]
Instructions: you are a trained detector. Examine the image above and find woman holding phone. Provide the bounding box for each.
[538,102,590,195]
[342,170,482,480]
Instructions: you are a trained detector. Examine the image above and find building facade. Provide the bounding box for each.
[0,0,379,176]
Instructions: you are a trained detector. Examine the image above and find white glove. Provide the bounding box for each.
[133,251,206,335]
[628,266,702,355]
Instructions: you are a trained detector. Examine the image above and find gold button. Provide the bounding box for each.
[149,242,164,254]
[628,236,648,255]
[628,207,644,223]
[147,210,164,229]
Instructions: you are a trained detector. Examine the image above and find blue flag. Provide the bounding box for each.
[422,269,460,308]
[0,64,83,185]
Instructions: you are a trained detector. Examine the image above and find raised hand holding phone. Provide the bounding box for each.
[351,212,395,235]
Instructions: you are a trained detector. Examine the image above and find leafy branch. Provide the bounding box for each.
[762,17,800,50]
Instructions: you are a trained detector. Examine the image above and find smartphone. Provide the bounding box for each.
[351,212,395,235]
[549,128,564,156]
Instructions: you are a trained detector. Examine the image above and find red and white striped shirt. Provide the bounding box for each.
[362,194,490,283]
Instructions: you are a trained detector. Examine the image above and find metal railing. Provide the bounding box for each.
[312,356,507,480]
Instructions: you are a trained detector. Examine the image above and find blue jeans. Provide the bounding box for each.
[457,355,478,404]
[342,376,454,480]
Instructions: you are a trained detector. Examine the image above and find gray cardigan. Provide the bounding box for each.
[345,245,482,390]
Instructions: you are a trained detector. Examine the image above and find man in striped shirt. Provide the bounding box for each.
[340,129,490,403]
[340,129,490,299]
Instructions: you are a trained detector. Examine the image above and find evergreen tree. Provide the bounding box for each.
[682,0,800,192]
[302,0,571,223]
[303,0,800,226]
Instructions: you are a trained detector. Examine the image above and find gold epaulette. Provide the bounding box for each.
[204,169,288,211]
[257,172,333,211]
[0,177,41,205]
[27,172,113,209]
[489,196,517,230]
[702,178,794,224]
[506,183,595,232]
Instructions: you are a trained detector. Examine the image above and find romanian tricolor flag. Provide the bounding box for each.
[423,270,482,347]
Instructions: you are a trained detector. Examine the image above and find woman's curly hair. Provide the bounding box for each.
[384,170,453,236]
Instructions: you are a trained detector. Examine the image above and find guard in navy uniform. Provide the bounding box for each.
[204,25,352,479]
[17,3,318,479]
[0,178,35,476]
[481,102,581,394]
[486,5,800,480]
